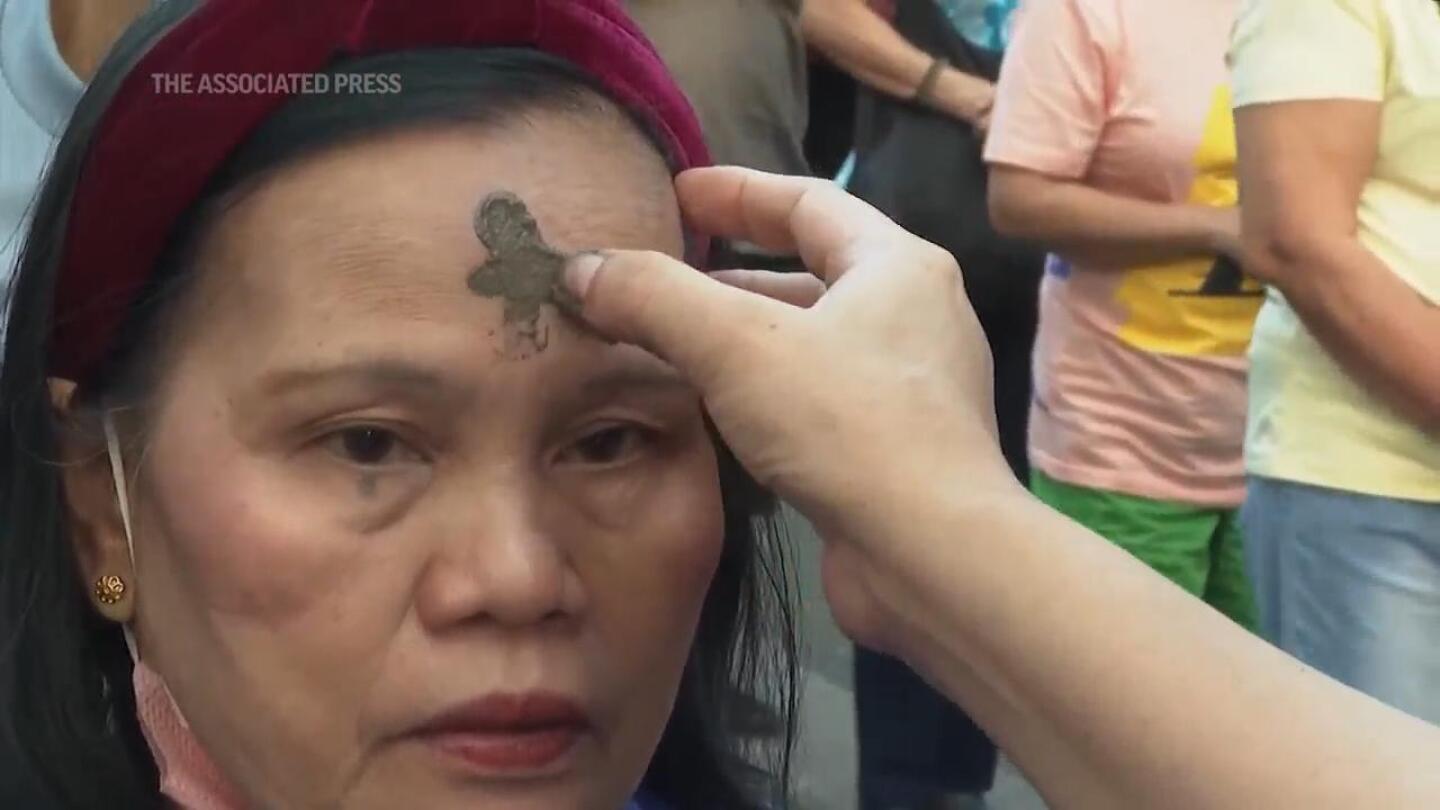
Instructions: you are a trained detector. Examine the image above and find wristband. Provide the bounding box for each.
[913,56,948,105]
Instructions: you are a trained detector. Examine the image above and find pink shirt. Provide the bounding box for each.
[985,0,1259,506]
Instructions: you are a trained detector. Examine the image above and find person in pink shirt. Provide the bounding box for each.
[983,0,1259,626]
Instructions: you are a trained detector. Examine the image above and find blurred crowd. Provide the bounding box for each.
[625,0,1440,806]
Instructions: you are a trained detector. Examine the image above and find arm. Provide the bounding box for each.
[980,0,1237,269]
[569,168,1440,810]
[800,0,994,127]
[873,477,1440,809]
[1236,101,1440,433]
[988,164,1241,269]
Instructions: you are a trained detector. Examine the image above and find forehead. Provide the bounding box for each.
[192,110,682,323]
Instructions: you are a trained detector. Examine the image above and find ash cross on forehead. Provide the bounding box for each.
[466,192,584,354]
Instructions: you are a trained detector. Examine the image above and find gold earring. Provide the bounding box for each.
[94,574,127,605]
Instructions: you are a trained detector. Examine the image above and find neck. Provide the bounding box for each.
[48,0,149,81]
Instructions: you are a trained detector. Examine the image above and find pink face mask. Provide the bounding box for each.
[132,661,248,808]
[105,415,248,810]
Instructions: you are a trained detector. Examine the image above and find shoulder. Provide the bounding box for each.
[1230,0,1388,107]
[1231,0,1386,45]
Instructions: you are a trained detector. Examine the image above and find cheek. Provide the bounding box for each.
[137,375,421,626]
[647,457,726,616]
[132,392,421,803]
[133,385,421,706]
[142,412,355,621]
[639,440,726,605]
[573,439,728,785]
[582,440,726,662]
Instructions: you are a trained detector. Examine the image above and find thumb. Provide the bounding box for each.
[564,250,782,383]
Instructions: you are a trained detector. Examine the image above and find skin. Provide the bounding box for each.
[987,166,1242,272]
[563,166,1440,808]
[1236,100,1440,433]
[65,109,723,810]
[48,0,151,80]
[801,0,996,129]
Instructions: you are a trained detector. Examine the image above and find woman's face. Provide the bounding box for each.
[122,110,723,809]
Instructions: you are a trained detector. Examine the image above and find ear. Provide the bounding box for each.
[49,379,136,623]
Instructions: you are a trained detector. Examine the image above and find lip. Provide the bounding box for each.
[413,693,591,777]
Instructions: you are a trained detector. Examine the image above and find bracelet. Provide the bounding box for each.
[912,56,948,105]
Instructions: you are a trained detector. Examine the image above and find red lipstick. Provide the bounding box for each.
[415,693,590,776]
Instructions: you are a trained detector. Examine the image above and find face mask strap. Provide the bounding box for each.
[102,411,140,662]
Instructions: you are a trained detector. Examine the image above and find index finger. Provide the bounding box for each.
[678,167,908,285]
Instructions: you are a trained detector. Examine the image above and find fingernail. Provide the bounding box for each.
[565,251,605,300]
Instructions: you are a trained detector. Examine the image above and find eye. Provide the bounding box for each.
[563,424,654,466]
[322,426,420,467]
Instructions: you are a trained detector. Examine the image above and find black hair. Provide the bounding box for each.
[0,4,798,808]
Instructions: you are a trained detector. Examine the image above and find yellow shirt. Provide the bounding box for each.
[1230,0,1440,502]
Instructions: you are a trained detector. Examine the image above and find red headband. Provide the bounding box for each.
[49,0,709,383]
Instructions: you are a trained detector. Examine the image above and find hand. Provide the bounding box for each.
[1203,205,1244,262]
[564,168,1022,653]
[974,106,993,136]
[936,71,995,131]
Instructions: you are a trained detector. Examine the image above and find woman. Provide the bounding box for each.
[984,0,1259,627]
[0,1,797,807]
[1230,0,1440,723]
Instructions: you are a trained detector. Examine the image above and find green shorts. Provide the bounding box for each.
[1031,471,1258,630]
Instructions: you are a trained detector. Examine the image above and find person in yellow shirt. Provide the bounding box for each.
[1229,0,1440,723]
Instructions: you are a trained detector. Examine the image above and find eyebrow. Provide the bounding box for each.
[255,359,691,402]
[257,360,455,399]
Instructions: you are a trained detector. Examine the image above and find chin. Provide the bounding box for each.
[424,782,612,810]
[334,747,631,810]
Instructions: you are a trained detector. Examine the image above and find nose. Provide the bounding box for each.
[414,471,581,630]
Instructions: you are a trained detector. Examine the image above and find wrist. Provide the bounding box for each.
[847,453,1030,567]
[862,475,1041,659]
[912,56,949,107]
[927,69,986,124]
[1198,205,1242,258]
